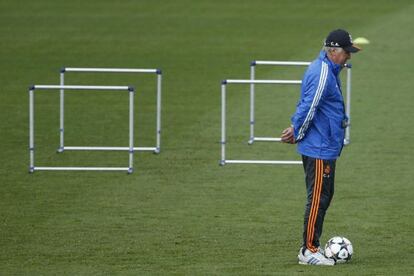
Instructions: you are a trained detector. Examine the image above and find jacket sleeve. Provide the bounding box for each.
[291,62,328,142]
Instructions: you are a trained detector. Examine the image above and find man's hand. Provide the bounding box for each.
[281,127,295,144]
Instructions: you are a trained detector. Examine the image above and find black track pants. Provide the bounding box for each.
[301,155,336,252]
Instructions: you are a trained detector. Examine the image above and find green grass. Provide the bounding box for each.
[1,0,413,274]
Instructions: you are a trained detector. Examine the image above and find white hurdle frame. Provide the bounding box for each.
[29,85,135,173]
[249,61,352,145]
[220,79,303,165]
[59,67,162,153]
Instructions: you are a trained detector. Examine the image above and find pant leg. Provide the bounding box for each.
[302,155,336,252]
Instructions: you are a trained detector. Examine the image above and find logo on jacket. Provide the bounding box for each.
[323,165,331,178]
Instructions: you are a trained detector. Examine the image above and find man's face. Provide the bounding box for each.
[331,49,351,66]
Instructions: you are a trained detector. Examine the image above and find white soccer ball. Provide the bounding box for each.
[324,236,353,264]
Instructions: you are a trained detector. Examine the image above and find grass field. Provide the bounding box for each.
[1,0,413,274]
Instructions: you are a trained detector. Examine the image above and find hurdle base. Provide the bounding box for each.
[30,166,132,172]
[251,137,351,146]
[223,160,302,165]
[60,146,157,152]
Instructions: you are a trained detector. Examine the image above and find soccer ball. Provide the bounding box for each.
[324,236,353,264]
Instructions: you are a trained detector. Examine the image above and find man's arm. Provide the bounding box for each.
[291,62,329,142]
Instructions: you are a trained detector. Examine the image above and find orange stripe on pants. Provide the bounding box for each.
[306,159,323,252]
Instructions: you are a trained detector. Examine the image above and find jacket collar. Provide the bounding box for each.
[318,50,342,76]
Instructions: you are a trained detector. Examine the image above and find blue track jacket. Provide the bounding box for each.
[291,50,347,160]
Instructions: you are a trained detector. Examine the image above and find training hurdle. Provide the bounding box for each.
[249,60,352,145]
[29,85,135,173]
[59,67,162,154]
[220,79,303,165]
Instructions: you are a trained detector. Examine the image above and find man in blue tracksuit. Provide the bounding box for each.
[281,29,361,265]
